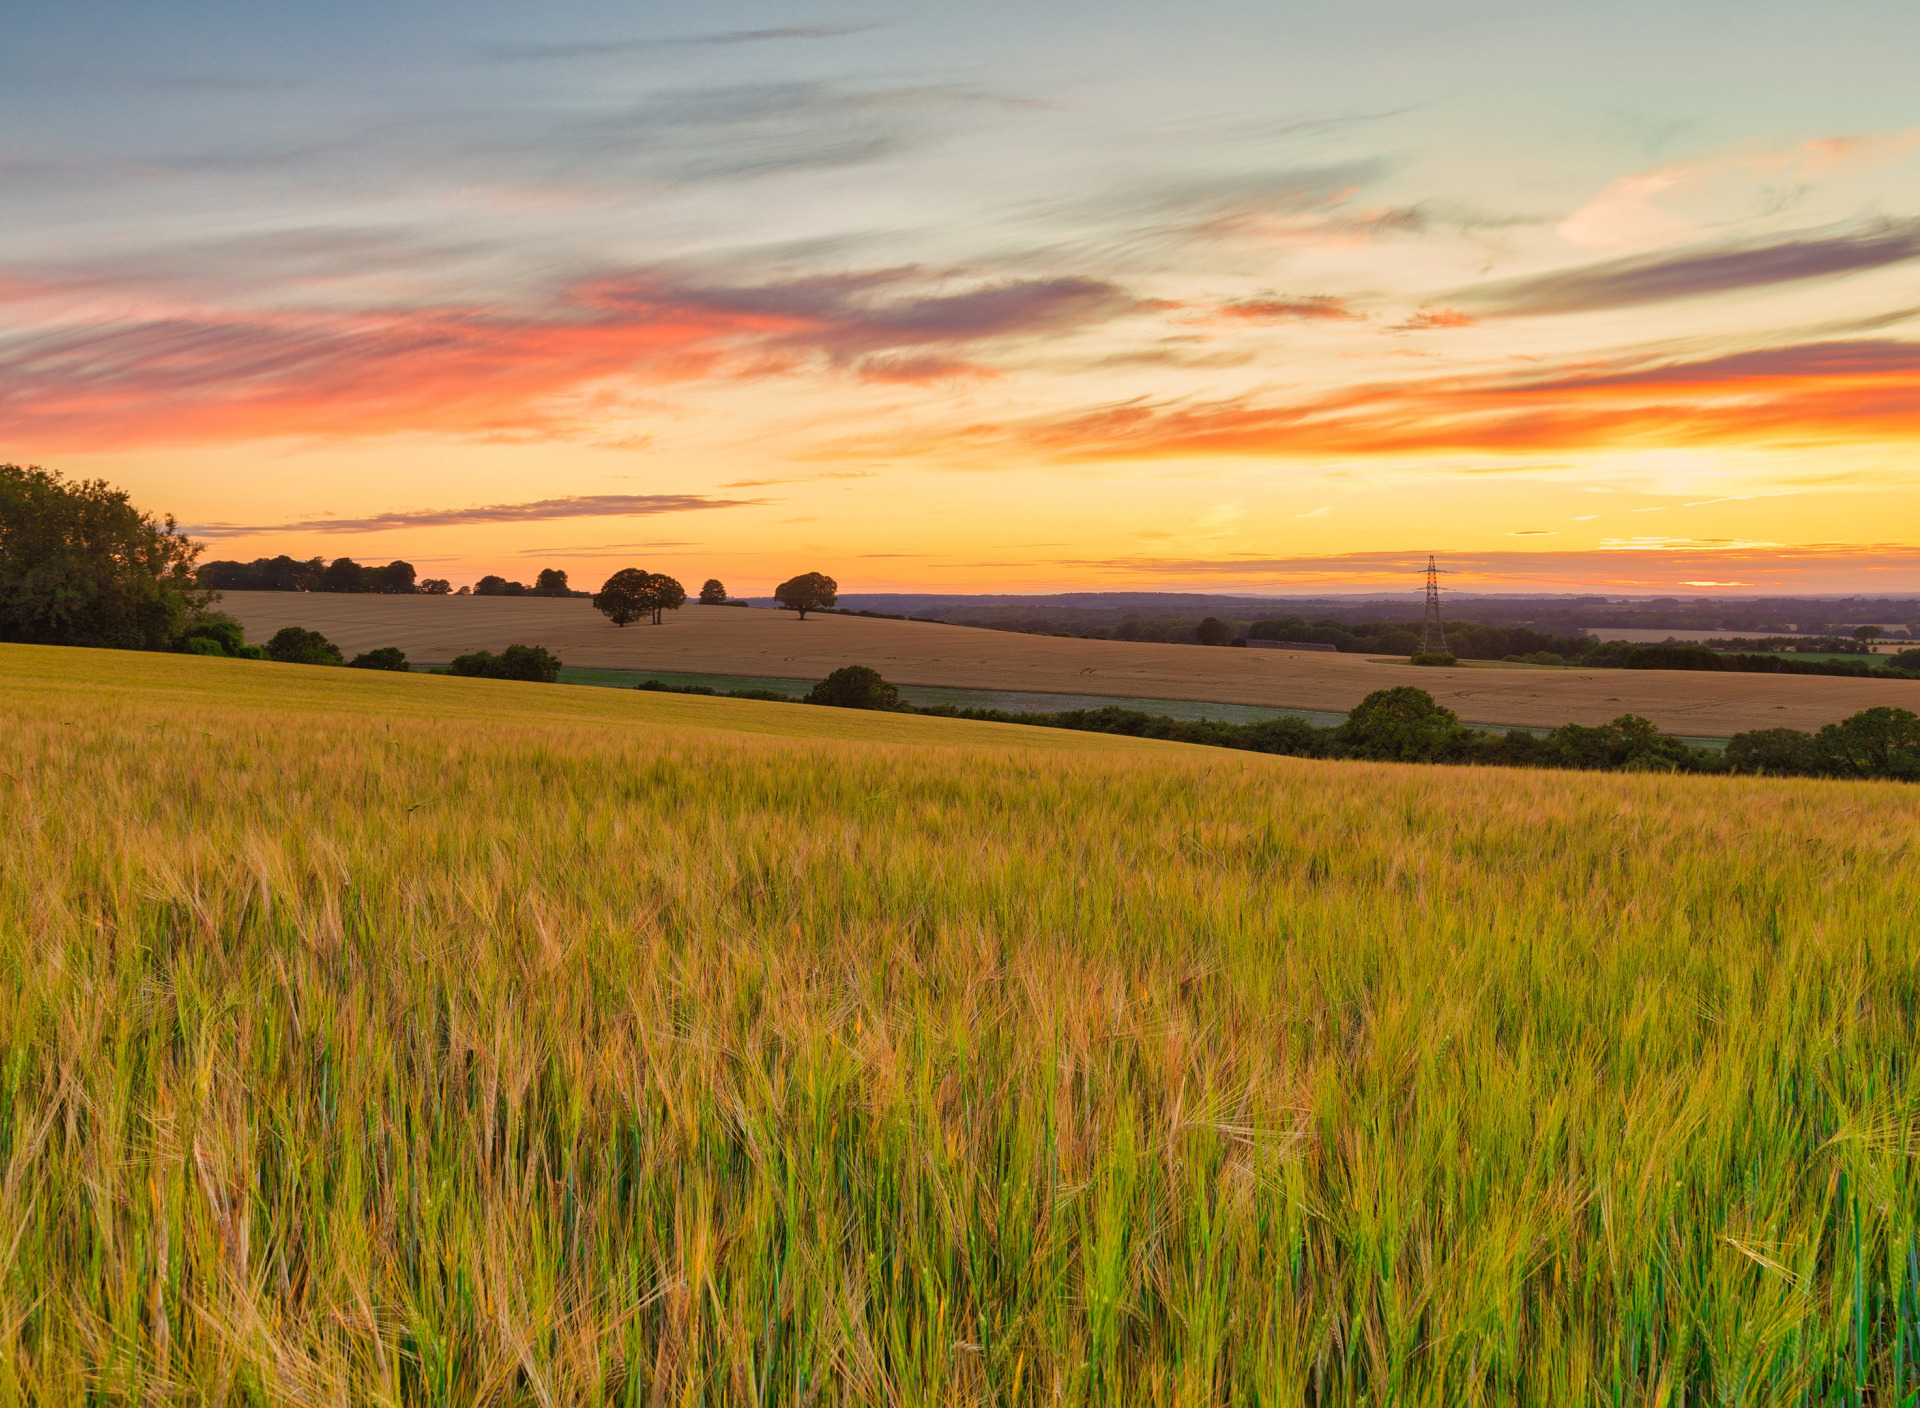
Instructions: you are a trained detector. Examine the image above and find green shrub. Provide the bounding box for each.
[180,616,245,656]
[265,626,344,666]
[806,665,902,710]
[1335,686,1469,762]
[347,647,410,672]
[450,644,563,682]
[1410,652,1457,667]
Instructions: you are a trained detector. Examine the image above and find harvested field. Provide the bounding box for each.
[218,591,1920,735]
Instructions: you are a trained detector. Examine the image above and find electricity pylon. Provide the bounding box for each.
[1419,555,1447,654]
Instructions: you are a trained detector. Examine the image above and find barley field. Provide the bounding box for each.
[2,643,1917,1405]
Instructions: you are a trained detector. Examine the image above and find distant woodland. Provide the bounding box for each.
[196,556,585,597]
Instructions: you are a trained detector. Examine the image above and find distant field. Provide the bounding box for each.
[1589,627,1913,649]
[3,643,1915,1402]
[219,591,1920,735]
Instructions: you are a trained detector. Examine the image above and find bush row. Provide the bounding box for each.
[638,667,1920,782]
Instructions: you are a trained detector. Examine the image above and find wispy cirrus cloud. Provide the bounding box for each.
[0,265,1155,450]
[1460,217,1920,316]
[977,337,1920,461]
[485,23,888,61]
[188,493,761,538]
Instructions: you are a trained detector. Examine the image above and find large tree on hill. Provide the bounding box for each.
[593,569,685,625]
[698,578,727,604]
[535,568,570,596]
[592,568,650,625]
[0,463,211,650]
[643,572,686,624]
[774,572,837,620]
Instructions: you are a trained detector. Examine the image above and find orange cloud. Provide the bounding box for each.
[1214,294,1361,322]
[1002,338,1920,460]
[1393,307,1475,330]
[0,269,1149,451]
[1050,542,1920,591]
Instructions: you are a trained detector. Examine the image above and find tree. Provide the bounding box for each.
[348,646,410,671]
[1854,625,1884,645]
[699,578,728,604]
[774,572,837,620]
[592,568,651,626]
[535,568,570,596]
[419,578,452,595]
[266,626,344,666]
[1196,616,1232,646]
[197,555,324,591]
[0,463,211,650]
[180,615,245,657]
[644,572,686,625]
[1815,706,1920,780]
[319,557,367,593]
[372,560,417,594]
[1725,727,1821,776]
[1541,714,1694,772]
[806,665,902,710]
[449,644,562,682]
[1334,686,1468,762]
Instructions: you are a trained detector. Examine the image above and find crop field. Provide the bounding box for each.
[218,593,1920,737]
[3,643,1918,1404]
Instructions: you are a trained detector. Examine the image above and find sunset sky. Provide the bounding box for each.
[5,0,1919,595]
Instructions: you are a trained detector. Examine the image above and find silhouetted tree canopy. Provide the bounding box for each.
[699,578,728,604]
[1196,616,1232,646]
[0,463,210,650]
[643,573,686,624]
[197,555,324,591]
[470,570,577,598]
[592,568,684,625]
[774,572,837,619]
[347,646,410,671]
[593,569,651,626]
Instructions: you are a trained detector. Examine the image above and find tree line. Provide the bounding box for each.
[940,609,1920,676]
[637,667,1920,783]
[590,571,838,624]
[194,556,599,597]
[215,623,564,681]
[195,554,853,622]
